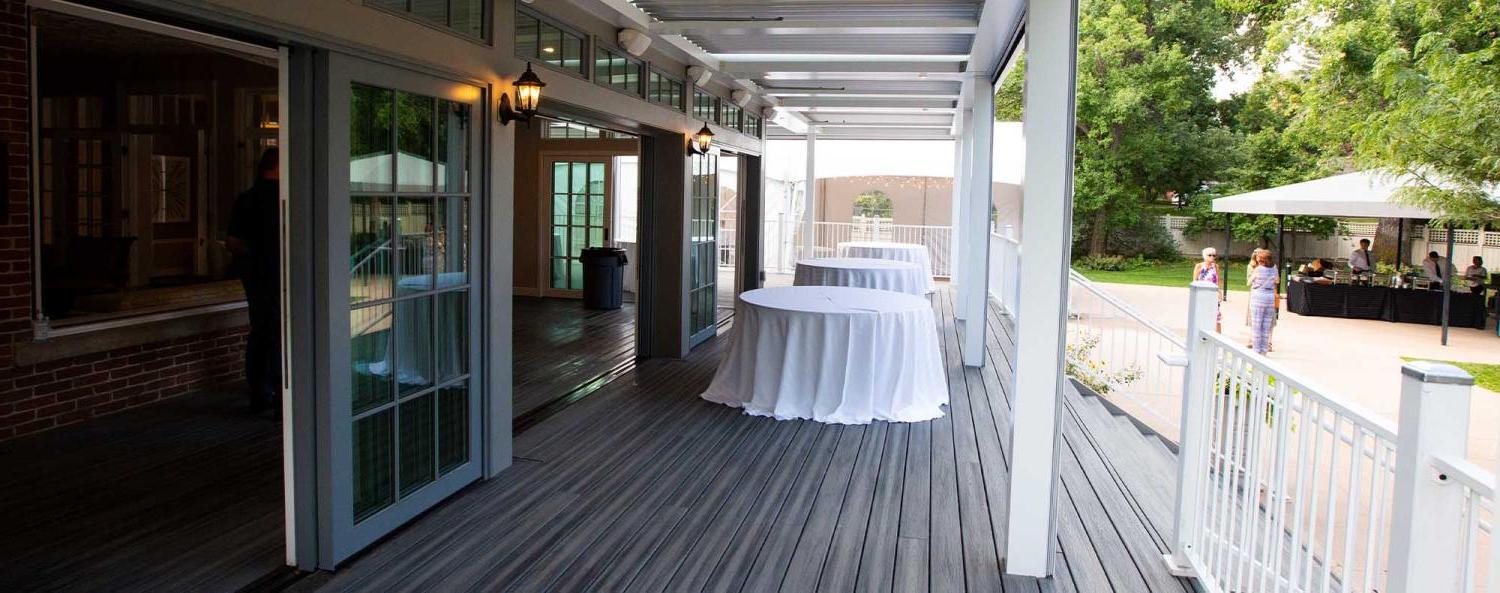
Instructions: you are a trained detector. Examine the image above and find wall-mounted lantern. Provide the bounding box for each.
[499,63,546,126]
[691,122,714,154]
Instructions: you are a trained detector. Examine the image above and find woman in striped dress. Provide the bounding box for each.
[1248,249,1280,355]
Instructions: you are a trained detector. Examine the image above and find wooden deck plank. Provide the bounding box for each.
[731,424,846,592]
[927,295,970,593]
[814,422,888,593]
[853,422,909,593]
[779,424,871,592]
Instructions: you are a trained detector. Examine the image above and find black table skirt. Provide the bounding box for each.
[1286,281,1488,329]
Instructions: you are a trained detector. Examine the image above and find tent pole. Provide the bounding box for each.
[1442,221,1454,346]
[1223,220,1232,300]
[1277,215,1286,283]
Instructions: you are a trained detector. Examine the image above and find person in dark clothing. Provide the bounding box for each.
[228,148,281,416]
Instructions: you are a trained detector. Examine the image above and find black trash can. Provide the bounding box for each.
[580,247,628,310]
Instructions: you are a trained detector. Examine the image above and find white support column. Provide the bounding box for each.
[950,109,970,296]
[1387,361,1474,593]
[1165,281,1220,575]
[801,131,818,260]
[961,75,993,367]
[1005,0,1080,578]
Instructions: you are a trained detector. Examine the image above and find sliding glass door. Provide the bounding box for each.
[688,152,718,347]
[318,52,482,567]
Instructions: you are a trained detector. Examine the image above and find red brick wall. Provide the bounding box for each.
[0,2,248,442]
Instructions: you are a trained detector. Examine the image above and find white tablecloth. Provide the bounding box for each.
[794,257,930,295]
[702,286,948,424]
[836,241,935,292]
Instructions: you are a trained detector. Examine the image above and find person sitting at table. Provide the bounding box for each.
[1423,251,1456,287]
[1465,256,1488,295]
[1349,239,1374,276]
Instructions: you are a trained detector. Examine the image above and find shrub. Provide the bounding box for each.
[1075,254,1134,271]
[1106,215,1182,260]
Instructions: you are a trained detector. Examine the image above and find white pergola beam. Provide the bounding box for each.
[722,61,966,75]
[651,19,979,36]
[1006,0,1081,579]
[776,97,957,109]
[767,90,962,99]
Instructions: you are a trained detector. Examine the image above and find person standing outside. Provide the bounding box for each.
[1465,256,1489,295]
[228,148,281,416]
[1192,247,1224,332]
[1248,249,1280,355]
[1349,238,1374,280]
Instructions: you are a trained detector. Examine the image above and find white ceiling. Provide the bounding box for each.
[606,0,1024,140]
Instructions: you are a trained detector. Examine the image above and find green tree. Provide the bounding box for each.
[853,190,894,218]
[1264,0,1500,224]
[995,0,1249,256]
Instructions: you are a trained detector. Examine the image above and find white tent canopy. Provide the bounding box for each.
[1212,171,1440,219]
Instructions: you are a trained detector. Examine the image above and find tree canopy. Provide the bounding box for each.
[996,0,1499,257]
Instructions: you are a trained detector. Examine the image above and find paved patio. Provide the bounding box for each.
[1100,282,1500,468]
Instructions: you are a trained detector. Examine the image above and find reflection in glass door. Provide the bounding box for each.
[688,152,718,347]
[543,158,609,296]
[321,54,482,567]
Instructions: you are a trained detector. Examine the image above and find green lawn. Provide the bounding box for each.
[1401,358,1500,393]
[1076,258,1251,291]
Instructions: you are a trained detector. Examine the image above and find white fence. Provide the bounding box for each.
[1166,281,1497,593]
[763,217,954,277]
[1064,270,1189,441]
[988,228,1021,317]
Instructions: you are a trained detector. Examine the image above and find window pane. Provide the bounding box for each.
[563,33,584,75]
[353,408,395,521]
[350,84,393,192]
[352,303,394,414]
[551,257,567,289]
[516,13,538,58]
[437,383,469,474]
[436,197,468,279]
[396,197,435,291]
[552,194,567,225]
[588,162,605,194]
[351,196,393,305]
[398,394,436,497]
[395,295,434,395]
[594,48,611,83]
[589,195,605,227]
[436,100,469,192]
[409,0,446,24]
[397,93,435,192]
[571,195,587,226]
[569,259,583,290]
[570,162,587,193]
[540,24,563,68]
[450,0,485,39]
[436,290,468,382]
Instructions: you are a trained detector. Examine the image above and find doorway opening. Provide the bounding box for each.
[0,9,287,593]
[512,118,640,421]
[716,152,740,327]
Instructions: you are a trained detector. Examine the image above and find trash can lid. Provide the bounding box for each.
[581,247,627,255]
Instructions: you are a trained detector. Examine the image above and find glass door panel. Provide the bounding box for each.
[543,158,610,296]
[319,53,482,568]
[688,152,718,346]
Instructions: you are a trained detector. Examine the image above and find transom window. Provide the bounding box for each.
[692,88,717,123]
[719,102,742,131]
[647,70,685,111]
[594,45,644,96]
[744,113,762,138]
[514,8,585,76]
[541,120,622,139]
[366,0,488,41]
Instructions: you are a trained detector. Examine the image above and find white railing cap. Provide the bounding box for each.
[1401,361,1475,386]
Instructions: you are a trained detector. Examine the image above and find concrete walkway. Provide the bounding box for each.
[1098,282,1500,468]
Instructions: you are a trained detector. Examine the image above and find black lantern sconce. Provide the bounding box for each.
[691,122,714,154]
[499,63,546,125]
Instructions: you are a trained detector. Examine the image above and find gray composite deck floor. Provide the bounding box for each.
[295,289,1196,593]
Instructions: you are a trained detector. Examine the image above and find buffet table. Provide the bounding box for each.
[1285,281,1487,329]
[701,286,948,424]
[793,257,930,295]
[835,241,935,292]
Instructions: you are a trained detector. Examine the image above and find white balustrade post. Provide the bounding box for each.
[802,131,817,260]
[1165,280,1221,575]
[1387,361,1475,593]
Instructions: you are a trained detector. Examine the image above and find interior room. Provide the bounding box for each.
[511,118,643,421]
[0,11,286,592]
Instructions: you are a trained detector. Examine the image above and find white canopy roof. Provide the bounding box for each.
[1212,171,1440,219]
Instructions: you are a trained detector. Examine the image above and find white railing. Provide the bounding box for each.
[1065,269,1188,440]
[763,217,953,277]
[1166,281,1495,593]
[988,228,1021,317]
